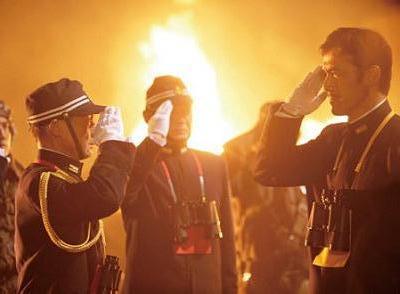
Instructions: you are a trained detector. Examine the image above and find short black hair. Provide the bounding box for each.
[320,27,392,95]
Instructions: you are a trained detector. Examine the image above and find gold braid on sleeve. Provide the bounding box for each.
[38,169,105,253]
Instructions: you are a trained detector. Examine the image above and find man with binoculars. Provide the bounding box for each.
[254,28,400,293]
[121,75,237,294]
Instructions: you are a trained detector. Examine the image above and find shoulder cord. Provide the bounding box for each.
[333,111,395,176]
[160,151,206,203]
[38,168,105,253]
[354,111,395,173]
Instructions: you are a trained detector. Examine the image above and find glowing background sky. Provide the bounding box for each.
[1,0,399,269]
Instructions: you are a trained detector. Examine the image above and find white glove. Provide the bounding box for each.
[148,100,173,146]
[282,66,327,117]
[90,106,125,146]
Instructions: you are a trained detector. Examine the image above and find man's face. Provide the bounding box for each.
[322,47,367,116]
[53,115,95,160]
[0,117,12,155]
[70,115,95,159]
[167,100,192,144]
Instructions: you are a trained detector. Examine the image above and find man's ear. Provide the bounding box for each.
[363,65,381,88]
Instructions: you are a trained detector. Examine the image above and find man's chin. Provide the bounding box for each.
[331,107,345,116]
[330,100,347,116]
[168,131,190,141]
[167,135,189,147]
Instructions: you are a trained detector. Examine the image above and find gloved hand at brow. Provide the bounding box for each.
[147,100,173,146]
[281,66,327,117]
[90,106,126,146]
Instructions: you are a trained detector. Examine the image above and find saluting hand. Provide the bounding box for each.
[282,66,327,117]
[90,106,125,146]
[148,100,173,146]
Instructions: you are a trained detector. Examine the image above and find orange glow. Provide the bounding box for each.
[130,15,234,154]
[298,116,347,145]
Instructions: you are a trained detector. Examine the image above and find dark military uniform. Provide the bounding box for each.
[121,139,238,294]
[254,100,400,293]
[240,190,308,294]
[0,155,23,294]
[15,142,135,293]
[224,128,308,294]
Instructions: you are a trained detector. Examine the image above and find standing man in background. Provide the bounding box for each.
[254,28,400,293]
[0,100,24,294]
[224,102,307,294]
[122,75,237,294]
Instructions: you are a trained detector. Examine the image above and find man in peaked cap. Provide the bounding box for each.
[121,75,238,294]
[254,28,400,293]
[0,100,24,294]
[25,78,107,160]
[14,77,172,293]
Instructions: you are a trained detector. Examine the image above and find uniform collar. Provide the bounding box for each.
[38,148,83,176]
[161,146,188,155]
[347,99,392,135]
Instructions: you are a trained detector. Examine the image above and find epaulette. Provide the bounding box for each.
[38,168,105,253]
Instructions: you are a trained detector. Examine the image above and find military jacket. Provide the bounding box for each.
[254,101,400,294]
[224,129,308,294]
[0,155,23,294]
[121,139,238,294]
[15,141,135,293]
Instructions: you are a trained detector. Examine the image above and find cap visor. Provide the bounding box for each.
[71,102,106,116]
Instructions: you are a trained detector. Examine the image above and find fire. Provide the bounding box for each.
[130,16,347,153]
[131,15,234,154]
[298,116,347,145]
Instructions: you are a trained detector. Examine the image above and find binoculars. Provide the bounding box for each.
[171,198,223,244]
[91,255,122,294]
[305,189,351,251]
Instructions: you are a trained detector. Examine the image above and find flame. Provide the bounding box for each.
[131,15,234,154]
[298,116,347,145]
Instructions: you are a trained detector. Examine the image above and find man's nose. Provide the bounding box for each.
[323,74,335,92]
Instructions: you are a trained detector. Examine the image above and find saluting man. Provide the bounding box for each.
[254,28,400,294]
[121,76,238,294]
[14,78,137,293]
